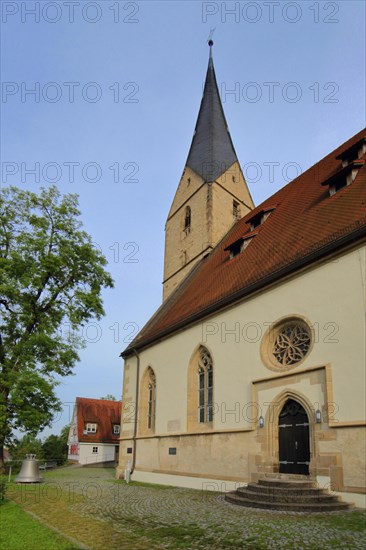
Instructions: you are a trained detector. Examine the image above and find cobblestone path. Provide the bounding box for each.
[29,468,366,549]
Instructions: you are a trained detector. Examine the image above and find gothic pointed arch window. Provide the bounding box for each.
[147,368,156,430]
[187,346,214,430]
[139,366,156,434]
[198,347,213,423]
[184,206,191,235]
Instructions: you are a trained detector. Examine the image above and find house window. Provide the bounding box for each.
[198,347,213,423]
[113,425,120,435]
[147,368,156,430]
[184,206,191,235]
[92,446,98,453]
[86,423,97,433]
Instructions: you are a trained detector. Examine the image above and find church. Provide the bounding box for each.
[117,42,366,507]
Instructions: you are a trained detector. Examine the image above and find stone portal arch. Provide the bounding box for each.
[266,390,316,476]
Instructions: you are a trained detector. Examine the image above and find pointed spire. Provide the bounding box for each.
[186,41,239,183]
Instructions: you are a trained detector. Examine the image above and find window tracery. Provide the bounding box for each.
[147,368,156,430]
[273,324,311,366]
[198,347,213,423]
[261,317,313,372]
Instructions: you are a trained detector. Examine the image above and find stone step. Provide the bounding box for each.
[225,492,352,512]
[245,482,327,496]
[258,478,316,489]
[263,473,311,480]
[236,488,339,504]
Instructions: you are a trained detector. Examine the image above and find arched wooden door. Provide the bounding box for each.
[278,399,310,475]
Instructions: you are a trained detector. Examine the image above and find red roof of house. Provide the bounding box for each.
[123,128,366,357]
[75,397,122,444]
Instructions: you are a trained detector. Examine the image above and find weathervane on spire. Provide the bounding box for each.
[207,28,215,48]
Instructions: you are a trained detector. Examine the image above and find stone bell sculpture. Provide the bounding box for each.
[15,454,43,483]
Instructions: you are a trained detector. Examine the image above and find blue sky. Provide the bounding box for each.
[1,0,365,436]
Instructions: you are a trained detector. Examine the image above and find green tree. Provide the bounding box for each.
[42,424,70,465]
[9,434,44,463]
[0,186,113,472]
[100,394,117,400]
[59,423,70,447]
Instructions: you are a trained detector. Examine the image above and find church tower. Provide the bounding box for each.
[163,42,254,300]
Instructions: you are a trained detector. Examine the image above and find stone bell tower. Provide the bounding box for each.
[163,41,254,301]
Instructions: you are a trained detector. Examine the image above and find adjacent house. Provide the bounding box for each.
[117,42,366,507]
[68,397,121,465]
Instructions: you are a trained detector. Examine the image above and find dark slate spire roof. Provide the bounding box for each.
[186,43,239,182]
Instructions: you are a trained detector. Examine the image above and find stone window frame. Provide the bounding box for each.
[139,366,157,435]
[187,345,214,432]
[260,315,314,373]
[198,348,213,423]
[183,205,191,235]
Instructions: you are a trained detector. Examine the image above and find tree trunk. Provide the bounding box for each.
[0,444,5,474]
[0,369,9,475]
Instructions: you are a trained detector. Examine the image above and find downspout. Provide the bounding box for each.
[130,348,140,475]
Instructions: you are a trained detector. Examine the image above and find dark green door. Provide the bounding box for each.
[279,399,310,475]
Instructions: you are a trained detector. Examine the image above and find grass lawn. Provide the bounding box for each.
[3,467,366,549]
[0,499,81,549]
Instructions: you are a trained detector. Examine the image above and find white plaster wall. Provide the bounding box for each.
[132,245,365,433]
[79,443,116,465]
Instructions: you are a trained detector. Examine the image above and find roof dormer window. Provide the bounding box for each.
[336,137,366,167]
[322,160,364,196]
[85,423,97,433]
[225,235,256,259]
[248,208,274,231]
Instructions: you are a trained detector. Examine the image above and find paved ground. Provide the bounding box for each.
[13,467,366,549]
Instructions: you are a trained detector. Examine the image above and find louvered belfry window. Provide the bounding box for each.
[184,206,191,234]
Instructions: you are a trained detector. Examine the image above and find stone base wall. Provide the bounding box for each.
[116,425,366,496]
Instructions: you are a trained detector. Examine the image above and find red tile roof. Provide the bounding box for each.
[123,128,366,357]
[76,397,122,444]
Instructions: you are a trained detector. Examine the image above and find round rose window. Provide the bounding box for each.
[261,317,313,371]
[273,323,311,366]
